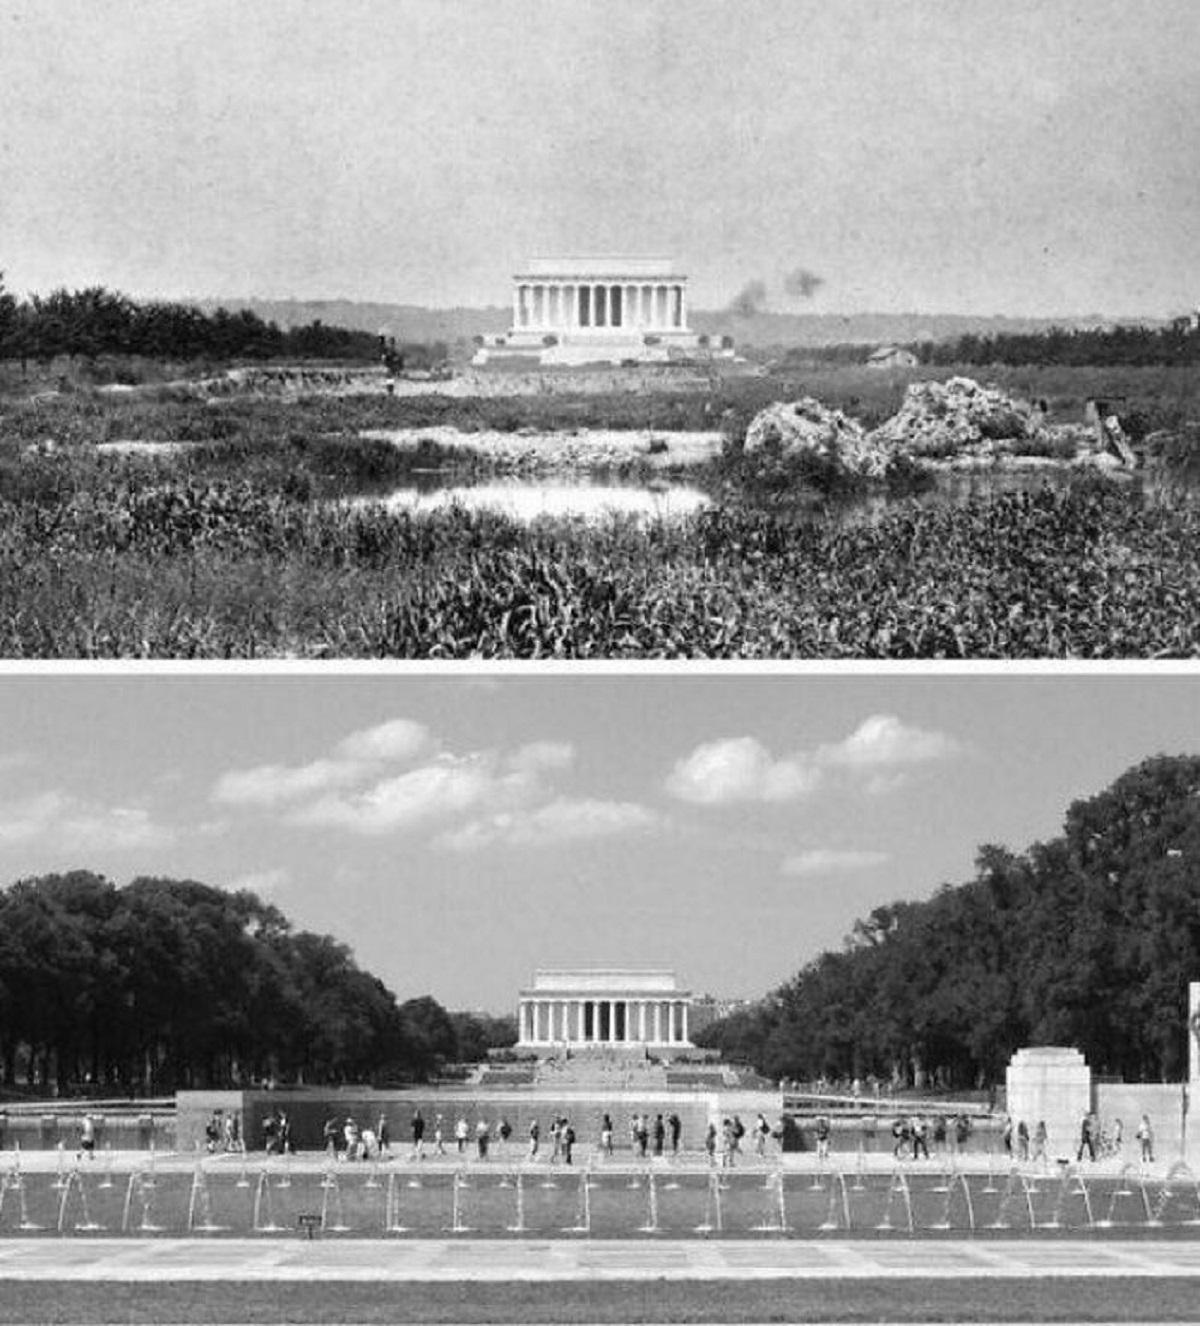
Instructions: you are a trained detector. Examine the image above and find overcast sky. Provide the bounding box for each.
[0,673,1195,1012]
[2,0,1198,315]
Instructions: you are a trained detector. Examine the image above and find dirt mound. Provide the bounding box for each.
[869,376,1037,456]
[743,398,891,477]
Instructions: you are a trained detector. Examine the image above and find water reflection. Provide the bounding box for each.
[372,479,712,521]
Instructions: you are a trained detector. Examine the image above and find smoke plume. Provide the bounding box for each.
[728,279,768,318]
[783,267,825,300]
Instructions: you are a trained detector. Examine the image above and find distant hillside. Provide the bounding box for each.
[188,298,1140,350]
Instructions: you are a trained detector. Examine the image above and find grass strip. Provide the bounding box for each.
[0,1278,1198,1324]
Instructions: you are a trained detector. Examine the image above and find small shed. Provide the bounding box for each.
[867,345,918,370]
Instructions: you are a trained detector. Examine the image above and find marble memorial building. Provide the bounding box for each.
[517,968,693,1050]
[473,258,711,366]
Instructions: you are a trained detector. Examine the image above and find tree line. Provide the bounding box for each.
[0,275,379,369]
[697,755,1200,1088]
[0,872,514,1096]
[914,321,1200,369]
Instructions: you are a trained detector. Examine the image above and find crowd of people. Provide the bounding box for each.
[999,1112,1155,1165]
[301,1106,793,1166]
[232,1103,1159,1169]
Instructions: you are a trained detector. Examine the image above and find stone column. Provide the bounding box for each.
[681,1002,689,1044]
[638,1001,647,1043]
[595,284,606,328]
[679,284,688,329]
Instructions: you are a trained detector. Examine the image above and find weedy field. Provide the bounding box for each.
[0,365,1197,659]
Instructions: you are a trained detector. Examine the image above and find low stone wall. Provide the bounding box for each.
[0,1107,175,1152]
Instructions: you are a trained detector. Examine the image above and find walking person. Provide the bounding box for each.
[755,1112,771,1157]
[653,1114,665,1157]
[1017,1119,1029,1161]
[704,1121,717,1166]
[377,1114,391,1158]
[600,1113,614,1158]
[815,1114,831,1163]
[668,1112,682,1156]
[528,1118,540,1161]
[1076,1113,1096,1163]
[911,1115,929,1161]
[433,1114,446,1156]
[1136,1114,1154,1163]
[1031,1120,1049,1166]
[454,1116,468,1155]
[410,1109,425,1161]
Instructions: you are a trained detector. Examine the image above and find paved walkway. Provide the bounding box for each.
[0,1238,1199,1282]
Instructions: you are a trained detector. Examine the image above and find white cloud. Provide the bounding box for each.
[782,848,889,877]
[295,758,496,835]
[816,715,960,768]
[0,791,174,851]
[285,741,581,839]
[666,715,960,806]
[212,757,363,807]
[212,718,433,807]
[335,719,431,764]
[438,798,658,852]
[665,737,820,805]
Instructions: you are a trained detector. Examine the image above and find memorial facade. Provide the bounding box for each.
[516,968,693,1050]
[473,257,715,366]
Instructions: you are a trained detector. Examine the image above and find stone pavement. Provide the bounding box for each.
[0,1238,1199,1282]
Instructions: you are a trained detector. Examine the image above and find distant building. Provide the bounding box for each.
[473,257,732,367]
[867,344,918,370]
[515,968,693,1049]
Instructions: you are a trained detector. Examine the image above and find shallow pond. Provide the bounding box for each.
[363,476,713,520]
[355,464,1137,525]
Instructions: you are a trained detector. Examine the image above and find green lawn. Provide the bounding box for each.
[0,1277,1197,1323]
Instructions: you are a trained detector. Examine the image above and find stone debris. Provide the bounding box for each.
[867,376,1037,456]
[742,398,892,477]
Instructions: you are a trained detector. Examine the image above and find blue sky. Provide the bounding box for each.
[2,0,1198,315]
[0,673,1195,1011]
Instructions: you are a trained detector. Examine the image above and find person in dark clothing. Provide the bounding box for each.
[410,1109,426,1160]
[668,1112,682,1154]
[653,1114,665,1156]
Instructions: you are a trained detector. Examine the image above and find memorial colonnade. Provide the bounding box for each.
[519,993,689,1046]
[513,279,686,333]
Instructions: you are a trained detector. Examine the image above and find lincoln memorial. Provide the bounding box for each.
[472,257,713,366]
[516,968,693,1050]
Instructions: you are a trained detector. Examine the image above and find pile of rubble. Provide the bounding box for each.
[742,397,892,477]
[741,376,1136,478]
[867,376,1037,455]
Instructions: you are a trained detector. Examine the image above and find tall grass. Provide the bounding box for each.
[0,458,1195,657]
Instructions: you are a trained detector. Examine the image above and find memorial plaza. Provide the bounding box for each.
[471,257,729,366]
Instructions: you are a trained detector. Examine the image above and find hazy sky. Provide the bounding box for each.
[0,673,1195,1012]
[2,0,1198,315]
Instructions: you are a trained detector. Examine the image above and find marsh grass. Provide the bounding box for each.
[0,452,1195,657]
[1,371,1198,658]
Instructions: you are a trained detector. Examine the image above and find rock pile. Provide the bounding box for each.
[867,376,1037,455]
[742,397,892,477]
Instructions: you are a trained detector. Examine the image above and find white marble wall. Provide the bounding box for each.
[1005,1046,1092,1160]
